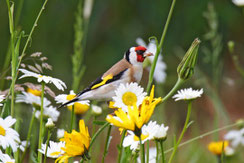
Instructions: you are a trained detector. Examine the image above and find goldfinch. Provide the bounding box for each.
[58,46,153,108]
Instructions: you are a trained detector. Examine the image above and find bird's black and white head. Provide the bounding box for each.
[124,46,153,65]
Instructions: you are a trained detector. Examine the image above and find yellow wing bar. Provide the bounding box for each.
[91,74,113,89]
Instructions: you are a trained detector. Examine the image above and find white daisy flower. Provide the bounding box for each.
[0,116,20,152]
[18,69,66,91]
[55,90,90,114]
[16,92,51,108]
[136,38,167,84]
[57,129,65,139]
[224,128,244,148]
[0,150,15,163]
[172,88,203,101]
[232,0,244,6]
[147,121,169,140]
[0,95,4,106]
[112,83,147,112]
[91,105,102,115]
[38,141,65,158]
[123,123,154,151]
[35,105,60,122]
[137,147,157,163]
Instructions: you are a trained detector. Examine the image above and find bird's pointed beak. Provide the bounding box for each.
[143,52,154,57]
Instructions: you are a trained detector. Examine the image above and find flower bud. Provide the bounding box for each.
[45,118,55,129]
[91,105,102,116]
[236,119,244,129]
[177,38,201,80]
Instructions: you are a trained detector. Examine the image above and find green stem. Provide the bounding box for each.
[140,136,145,163]
[20,110,36,162]
[18,0,49,67]
[6,0,16,117]
[38,82,45,163]
[163,78,184,102]
[168,101,192,163]
[146,0,177,92]
[117,130,126,163]
[44,129,51,163]
[155,141,159,163]
[160,141,165,163]
[217,155,221,163]
[70,105,75,132]
[146,140,149,163]
[92,116,97,136]
[89,122,110,149]
[165,122,239,154]
[102,125,112,163]
[7,0,49,98]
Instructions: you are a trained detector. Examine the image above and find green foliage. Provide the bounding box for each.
[72,0,86,92]
[202,2,224,87]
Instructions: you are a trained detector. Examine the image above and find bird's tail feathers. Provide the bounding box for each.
[58,97,79,109]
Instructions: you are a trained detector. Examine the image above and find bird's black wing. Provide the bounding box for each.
[58,69,127,109]
[76,68,128,97]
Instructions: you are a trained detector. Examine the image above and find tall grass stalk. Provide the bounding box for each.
[117,130,126,163]
[44,129,52,163]
[72,0,86,92]
[102,125,112,163]
[7,0,49,107]
[21,110,36,162]
[38,82,45,163]
[0,0,24,90]
[6,0,16,116]
[168,100,192,163]
[89,122,110,149]
[146,0,177,93]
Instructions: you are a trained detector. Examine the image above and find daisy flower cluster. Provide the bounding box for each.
[37,120,91,162]
[106,83,168,150]
[16,89,60,122]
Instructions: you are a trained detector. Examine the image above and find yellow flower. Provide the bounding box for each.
[55,120,91,163]
[66,94,89,114]
[27,88,41,96]
[208,141,229,155]
[55,90,90,115]
[106,86,162,136]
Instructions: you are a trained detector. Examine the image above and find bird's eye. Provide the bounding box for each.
[136,50,145,55]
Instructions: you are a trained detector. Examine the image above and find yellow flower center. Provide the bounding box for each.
[122,92,137,106]
[38,75,43,78]
[66,94,75,101]
[27,88,41,96]
[50,151,61,156]
[66,94,89,114]
[133,134,149,141]
[0,125,6,136]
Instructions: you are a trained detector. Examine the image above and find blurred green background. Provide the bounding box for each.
[0,0,243,86]
[0,0,244,162]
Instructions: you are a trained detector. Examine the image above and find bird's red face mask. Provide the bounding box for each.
[135,46,153,62]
